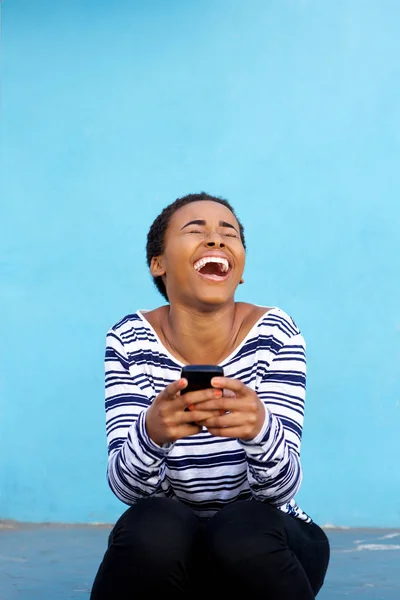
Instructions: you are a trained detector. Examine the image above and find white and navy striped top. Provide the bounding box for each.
[105,306,312,523]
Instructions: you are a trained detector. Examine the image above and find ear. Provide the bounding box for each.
[150,256,166,278]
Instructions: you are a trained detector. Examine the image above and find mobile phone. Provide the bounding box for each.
[180,364,224,395]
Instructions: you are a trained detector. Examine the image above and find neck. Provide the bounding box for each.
[163,301,239,365]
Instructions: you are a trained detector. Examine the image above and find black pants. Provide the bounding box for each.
[90,498,330,599]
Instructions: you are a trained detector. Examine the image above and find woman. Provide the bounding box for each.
[90,192,330,599]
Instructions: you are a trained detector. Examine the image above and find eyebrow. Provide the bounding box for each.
[181,219,239,233]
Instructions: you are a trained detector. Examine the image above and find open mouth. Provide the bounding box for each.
[193,256,231,281]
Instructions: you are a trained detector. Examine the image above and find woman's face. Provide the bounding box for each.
[151,200,246,307]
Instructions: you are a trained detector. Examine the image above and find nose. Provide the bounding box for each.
[205,229,225,248]
[206,239,225,248]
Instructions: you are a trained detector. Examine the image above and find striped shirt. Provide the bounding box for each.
[105,306,312,523]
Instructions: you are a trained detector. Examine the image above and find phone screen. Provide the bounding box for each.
[180,365,224,395]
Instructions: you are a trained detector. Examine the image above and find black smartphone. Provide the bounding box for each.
[180,364,224,395]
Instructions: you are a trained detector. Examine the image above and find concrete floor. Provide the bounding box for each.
[1,522,400,599]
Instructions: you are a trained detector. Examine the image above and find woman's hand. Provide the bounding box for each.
[145,378,224,446]
[194,376,266,440]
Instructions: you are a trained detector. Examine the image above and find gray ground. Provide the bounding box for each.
[1,523,399,599]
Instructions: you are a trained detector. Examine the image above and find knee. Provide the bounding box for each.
[204,501,286,566]
[110,498,199,564]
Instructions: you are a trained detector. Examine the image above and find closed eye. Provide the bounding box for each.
[187,229,238,238]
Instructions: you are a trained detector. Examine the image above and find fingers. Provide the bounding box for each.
[180,387,223,409]
[190,392,240,414]
[163,378,187,400]
[201,411,260,440]
[182,407,222,426]
[211,376,245,394]
[179,378,246,413]
[200,410,246,428]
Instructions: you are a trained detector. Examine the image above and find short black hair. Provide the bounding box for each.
[146,192,246,302]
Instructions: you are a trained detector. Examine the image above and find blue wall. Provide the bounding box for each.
[1,0,399,527]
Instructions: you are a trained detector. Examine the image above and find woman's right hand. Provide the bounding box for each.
[145,378,222,446]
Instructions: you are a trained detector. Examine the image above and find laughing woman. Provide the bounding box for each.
[90,192,330,599]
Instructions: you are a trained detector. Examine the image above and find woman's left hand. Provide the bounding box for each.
[193,376,266,440]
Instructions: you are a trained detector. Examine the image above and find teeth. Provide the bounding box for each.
[194,256,229,272]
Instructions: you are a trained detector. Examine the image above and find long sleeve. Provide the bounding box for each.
[105,330,173,505]
[238,332,306,506]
